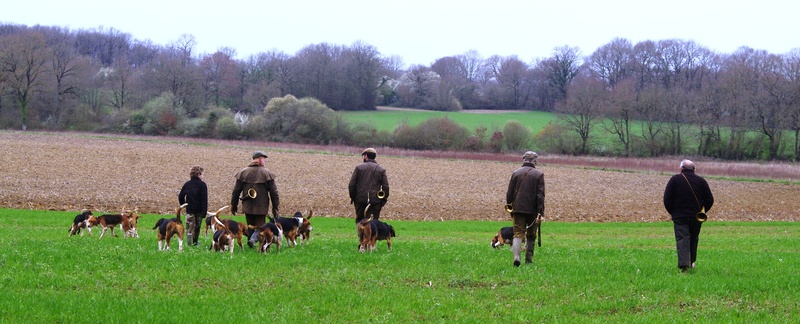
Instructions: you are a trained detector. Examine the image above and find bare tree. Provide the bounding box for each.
[587,38,632,89]
[556,72,605,154]
[545,46,582,105]
[341,41,384,110]
[485,55,530,109]
[602,79,637,156]
[0,31,49,130]
[756,51,795,159]
[785,49,800,160]
[200,47,239,108]
[395,65,439,108]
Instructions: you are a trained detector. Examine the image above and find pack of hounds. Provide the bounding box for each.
[68,204,316,254]
[69,206,536,254]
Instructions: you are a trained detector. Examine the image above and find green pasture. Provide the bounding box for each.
[2,208,797,323]
[341,109,556,134]
[342,108,800,158]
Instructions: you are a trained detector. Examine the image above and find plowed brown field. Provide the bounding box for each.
[1,132,798,221]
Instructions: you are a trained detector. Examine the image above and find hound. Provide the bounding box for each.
[69,210,96,237]
[157,204,187,251]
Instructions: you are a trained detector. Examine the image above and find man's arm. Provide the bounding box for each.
[267,180,280,217]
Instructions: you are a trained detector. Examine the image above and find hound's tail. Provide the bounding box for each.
[176,203,188,223]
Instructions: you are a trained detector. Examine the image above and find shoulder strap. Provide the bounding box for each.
[512,166,535,204]
[681,173,703,211]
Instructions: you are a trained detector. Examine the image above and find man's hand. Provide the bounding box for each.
[231,205,238,215]
[272,209,279,218]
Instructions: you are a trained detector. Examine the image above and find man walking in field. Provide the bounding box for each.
[349,148,390,223]
[506,151,544,267]
[231,151,280,247]
[664,159,714,272]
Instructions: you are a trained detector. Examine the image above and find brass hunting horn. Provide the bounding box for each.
[376,187,386,199]
[504,203,514,213]
[240,188,257,201]
[681,173,708,223]
[696,207,708,223]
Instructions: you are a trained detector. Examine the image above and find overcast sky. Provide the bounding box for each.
[6,0,800,67]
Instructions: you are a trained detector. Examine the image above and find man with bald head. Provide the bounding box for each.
[664,159,714,272]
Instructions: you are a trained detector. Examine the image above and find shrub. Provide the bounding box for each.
[141,92,186,135]
[214,116,240,140]
[262,95,349,144]
[392,122,423,149]
[390,117,470,151]
[416,117,469,150]
[535,122,580,154]
[502,121,531,152]
[176,118,208,138]
[487,131,504,153]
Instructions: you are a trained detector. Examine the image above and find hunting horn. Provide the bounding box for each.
[240,188,257,200]
[504,203,514,213]
[376,187,386,199]
[696,207,708,223]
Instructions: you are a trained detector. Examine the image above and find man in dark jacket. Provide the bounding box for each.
[179,165,208,246]
[664,159,714,272]
[231,151,280,247]
[349,148,390,223]
[506,151,545,267]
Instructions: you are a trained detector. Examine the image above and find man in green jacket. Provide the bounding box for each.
[231,151,280,247]
[506,151,545,267]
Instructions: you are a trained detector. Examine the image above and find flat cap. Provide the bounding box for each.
[361,148,377,155]
[522,151,538,161]
[252,151,268,159]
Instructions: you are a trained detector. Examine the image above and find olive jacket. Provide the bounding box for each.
[231,162,280,216]
[348,159,390,205]
[506,162,545,216]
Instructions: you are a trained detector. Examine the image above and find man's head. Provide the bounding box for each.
[252,151,268,165]
[522,151,538,163]
[361,148,377,160]
[189,165,204,179]
[680,159,695,171]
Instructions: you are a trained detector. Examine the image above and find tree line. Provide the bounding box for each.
[1,23,799,160]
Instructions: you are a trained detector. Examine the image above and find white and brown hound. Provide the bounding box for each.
[269,210,313,247]
[92,209,138,239]
[256,222,283,253]
[156,203,187,251]
[358,217,396,252]
[69,210,96,237]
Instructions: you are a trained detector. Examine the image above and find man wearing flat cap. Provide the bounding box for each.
[231,151,280,247]
[506,151,544,267]
[349,148,390,223]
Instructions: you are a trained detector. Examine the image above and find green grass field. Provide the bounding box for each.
[341,109,556,133]
[2,208,797,323]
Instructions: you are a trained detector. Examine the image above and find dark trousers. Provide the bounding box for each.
[354,203,382,223]
[673,217,702,268]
